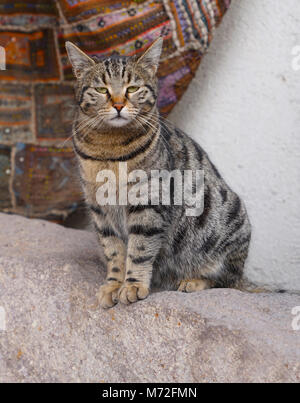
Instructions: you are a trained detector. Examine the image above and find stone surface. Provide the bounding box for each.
[0,213,299,383]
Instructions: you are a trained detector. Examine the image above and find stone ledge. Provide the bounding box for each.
[0,213,299,382]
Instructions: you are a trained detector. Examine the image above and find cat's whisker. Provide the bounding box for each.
[136,115,173,158]
[138,114,175,154]
[59,133,74,148]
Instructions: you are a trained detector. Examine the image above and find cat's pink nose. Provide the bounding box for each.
[114,103,124,113]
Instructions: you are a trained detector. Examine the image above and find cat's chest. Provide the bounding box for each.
[104,204,128,237]
[79,158,152,203]
[79,160,128,233]
[79,159,117,182]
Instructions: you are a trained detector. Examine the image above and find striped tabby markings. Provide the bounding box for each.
[196,186,211,228]
[128,225,164,237]
[74,118,153,149]
[129,255,154,265]
[72,124,159,163]
[201,233,219,255]
[128,203,168,218]
[94,222,118,238]
[220,188,228,204]
[226,195,241,225]
[89,204,106,217]
[126,278,138,283]
[172,223,188,254]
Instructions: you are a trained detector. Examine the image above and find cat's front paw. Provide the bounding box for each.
[97,282,121,309]
[118,284,149,305]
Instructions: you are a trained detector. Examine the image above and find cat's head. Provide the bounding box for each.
[65,38,163,129]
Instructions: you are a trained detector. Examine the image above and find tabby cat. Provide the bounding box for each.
[66,38,251,308]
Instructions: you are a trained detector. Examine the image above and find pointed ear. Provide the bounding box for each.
[136,37,163,75]
[65,41,95,79]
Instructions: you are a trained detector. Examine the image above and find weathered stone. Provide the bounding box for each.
[0,213,299,383]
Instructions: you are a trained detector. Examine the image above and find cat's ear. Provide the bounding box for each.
[65,41,95,79]
[136,37,163,75]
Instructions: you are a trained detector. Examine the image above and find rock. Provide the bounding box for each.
[0,213,299,383]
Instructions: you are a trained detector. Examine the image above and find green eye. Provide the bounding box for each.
[96,87,108,94]
[127,86,139,93]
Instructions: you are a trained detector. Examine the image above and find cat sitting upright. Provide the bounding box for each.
[66,38,251,308]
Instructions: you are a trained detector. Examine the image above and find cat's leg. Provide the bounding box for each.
[177,247,248,293]
[92,208,126,308]
[118,207,165,305]
[177,261,219,293]
[97,236,126,308]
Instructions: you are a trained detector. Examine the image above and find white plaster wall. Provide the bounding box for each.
[170,0,300,290]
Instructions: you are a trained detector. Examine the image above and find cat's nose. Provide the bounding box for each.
[113,103,124,113]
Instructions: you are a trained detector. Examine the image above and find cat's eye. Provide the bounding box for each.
[96,87,109,94]
[127,86,139,93]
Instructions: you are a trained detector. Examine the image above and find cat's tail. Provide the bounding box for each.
[235,277,300,295]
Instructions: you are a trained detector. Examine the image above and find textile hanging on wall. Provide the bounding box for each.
[0,0,231,220]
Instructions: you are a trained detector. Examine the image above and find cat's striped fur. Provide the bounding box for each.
[66,39,251,308]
